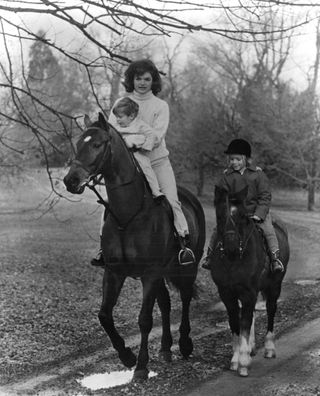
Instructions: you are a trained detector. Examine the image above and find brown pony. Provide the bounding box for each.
[63,113,205,380]
[210,185,289,377]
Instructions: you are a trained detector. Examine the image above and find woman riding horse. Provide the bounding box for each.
[63,112,205,380]
[92,59,195,267]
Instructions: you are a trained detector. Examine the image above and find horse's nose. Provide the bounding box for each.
[63,174,80,192]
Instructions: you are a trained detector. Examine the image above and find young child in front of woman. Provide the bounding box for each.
[202,138,284,273]
[110,97,164,199]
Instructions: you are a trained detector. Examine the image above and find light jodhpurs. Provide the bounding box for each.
[151,156,189,237]
[257,212,279,253]
[134,152,162,197]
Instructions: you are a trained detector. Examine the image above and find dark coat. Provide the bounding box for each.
[217,165,271,220]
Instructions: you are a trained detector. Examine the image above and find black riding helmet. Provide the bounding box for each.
[224,139,251,158]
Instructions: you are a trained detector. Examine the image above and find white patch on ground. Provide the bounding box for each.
[295,279,320,286]
[77,370,157,391]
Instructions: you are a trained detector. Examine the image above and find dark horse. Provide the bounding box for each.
[63,113,205,380]
[209,185,289,377]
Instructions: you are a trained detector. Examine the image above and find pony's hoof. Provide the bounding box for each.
[238,367,249,377]
[264,349,276,359]
[159,350,172,362]
[230,362,238,371]
[119,347,136,368]
[133,368,149,382]
[179,337,193,359]
[250,347,257,356]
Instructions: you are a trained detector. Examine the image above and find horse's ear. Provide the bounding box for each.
[84,114,91,128]
[98,112,108,130]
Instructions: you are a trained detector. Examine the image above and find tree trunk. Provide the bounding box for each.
[307,180,315,211]
[196,153,205,197]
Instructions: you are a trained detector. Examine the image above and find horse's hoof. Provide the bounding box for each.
[264,349,276,359]
[159,350,172,363]
[133,368,149,382]
[119,347,136,368]
[179,337,193,359]
[250,347,257,356]
[238,367,249,377]
[230,362,238,371]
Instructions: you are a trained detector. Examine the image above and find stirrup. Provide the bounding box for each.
[178,247,196,266]
[271,259,284,273]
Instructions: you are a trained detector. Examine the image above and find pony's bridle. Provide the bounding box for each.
[218,196,255,259]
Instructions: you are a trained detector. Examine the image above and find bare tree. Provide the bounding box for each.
[0,0,319,200]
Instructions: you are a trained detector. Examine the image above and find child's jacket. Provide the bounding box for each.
[217,165,271,221]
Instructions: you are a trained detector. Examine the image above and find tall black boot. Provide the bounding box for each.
[90,237,104,267]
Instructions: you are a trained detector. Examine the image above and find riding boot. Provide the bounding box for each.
[154,194,166,205]
[201,247,213,270]
[90,238,105,267]
[178,235,196,265]
[270,250,284,273]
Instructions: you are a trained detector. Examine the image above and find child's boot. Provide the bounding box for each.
[90,237,104,267]
[201,247,213,270]
[270,250,284,273]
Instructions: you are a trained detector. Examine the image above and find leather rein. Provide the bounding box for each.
[72,126,146,229]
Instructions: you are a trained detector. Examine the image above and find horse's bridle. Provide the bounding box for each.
[71,126,146,227]
[218,195,255,259]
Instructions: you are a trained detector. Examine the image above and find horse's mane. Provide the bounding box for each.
[89,116,153,196]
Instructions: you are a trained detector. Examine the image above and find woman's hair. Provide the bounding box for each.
[123,59,162,95]
[112,97,139,118]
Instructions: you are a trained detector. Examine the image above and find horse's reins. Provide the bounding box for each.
[76,126,147,229]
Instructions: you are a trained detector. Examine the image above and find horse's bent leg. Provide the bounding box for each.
[218,288,240,371]
[156,279,173,362]
[178,281,195,359]
[134,277,161,381]
[98,270,135,368]
[264,285,281,358]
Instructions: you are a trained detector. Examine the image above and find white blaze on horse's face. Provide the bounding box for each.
[230,205,237,217]
[84,136,92,143]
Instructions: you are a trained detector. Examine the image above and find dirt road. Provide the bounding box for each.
[184,317,320,396]
[2,178,320,396]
